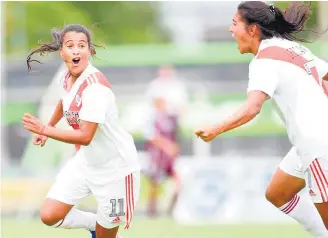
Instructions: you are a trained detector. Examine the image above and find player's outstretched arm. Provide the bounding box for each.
[41,120,98,146]
[194,90,267,142]
[22,113,98,146]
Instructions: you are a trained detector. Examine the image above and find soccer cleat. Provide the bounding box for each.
[89,230,122,238]
[90,230,96,238]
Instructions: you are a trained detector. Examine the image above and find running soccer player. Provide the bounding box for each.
[195,2,328,237]
[23,24,140,238]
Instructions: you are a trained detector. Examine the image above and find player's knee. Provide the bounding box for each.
[96,223,119,238]
[265,187,277,203]
[265,187,291,207]
[265,188,282,206]
[40,208,64,226]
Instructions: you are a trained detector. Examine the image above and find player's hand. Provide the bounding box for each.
[22,113,44,135]
[33,134,48,147]
[194,126,219,143]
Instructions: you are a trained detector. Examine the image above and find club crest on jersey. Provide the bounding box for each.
[75,94,82,107]
[64,110,80,125]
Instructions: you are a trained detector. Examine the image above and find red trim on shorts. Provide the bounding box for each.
[310,160,328,202]
[314,159,328,188]
[124,173,134,229]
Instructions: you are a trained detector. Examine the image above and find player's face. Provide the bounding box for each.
[158,66,174,80]
[229,11,255,54]
[60,31,91,78]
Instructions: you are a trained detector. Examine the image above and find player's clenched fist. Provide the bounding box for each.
[33,134,48,147]
[194,126,219,143]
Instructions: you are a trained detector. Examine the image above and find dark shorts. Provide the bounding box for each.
[143,144,175,184]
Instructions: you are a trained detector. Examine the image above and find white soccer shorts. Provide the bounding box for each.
[279,147,328,203]
[46,158,140,229]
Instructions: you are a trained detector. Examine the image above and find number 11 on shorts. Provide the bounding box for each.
[109,198,125,217]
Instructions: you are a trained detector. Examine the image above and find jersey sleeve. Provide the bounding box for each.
[247,59,279,98]
[79,84,114,124]
[314,56,328,79]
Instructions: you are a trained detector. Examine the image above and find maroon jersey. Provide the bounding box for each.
[145,111,178,183]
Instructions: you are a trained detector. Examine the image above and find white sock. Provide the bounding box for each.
[279,194,328,237]
[52,208,96,231]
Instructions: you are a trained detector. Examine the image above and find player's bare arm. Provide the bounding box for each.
[33,99,64,147]
[195,90,267,142]
[150,134,179,157]
[48,99,64,126]
[23,113,98,146]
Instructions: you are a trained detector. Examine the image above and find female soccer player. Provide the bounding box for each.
[23,24,140,238]
[195,2,328,237]
[143,96,180,217]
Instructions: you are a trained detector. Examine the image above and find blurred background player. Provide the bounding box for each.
[196,2,328,237]
[146,65,189,118]
[143,65,189,217]
[143,96,180,217]
[23,24,140,238]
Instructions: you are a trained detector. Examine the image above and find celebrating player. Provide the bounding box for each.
[195,2,328,237]
[23,24,140,238]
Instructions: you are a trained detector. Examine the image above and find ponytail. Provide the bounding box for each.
[238,1,312,42]
[26,28,62,72]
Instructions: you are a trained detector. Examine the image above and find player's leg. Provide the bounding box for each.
[147,178,160,217]
[266,148,328,237]
[92,171,140,238]
[42,158,96,233]
[307,158,328,229]
[143,150,162,217]
[316,202,328,230]
[166,165,180,217]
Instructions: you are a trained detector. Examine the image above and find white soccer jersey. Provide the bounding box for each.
[247,37,328,169]
[59,63,140,180]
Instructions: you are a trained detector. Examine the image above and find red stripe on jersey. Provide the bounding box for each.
[66,79,89,150]
[257,46,320,84]
[63,71,71,91]
[65,71,110,151]
[93,72,111,88]
[322,81,328,96]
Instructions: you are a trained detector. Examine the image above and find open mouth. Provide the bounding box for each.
[72,57,81,66]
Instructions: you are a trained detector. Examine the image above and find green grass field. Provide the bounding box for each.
[2,217,311,238]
